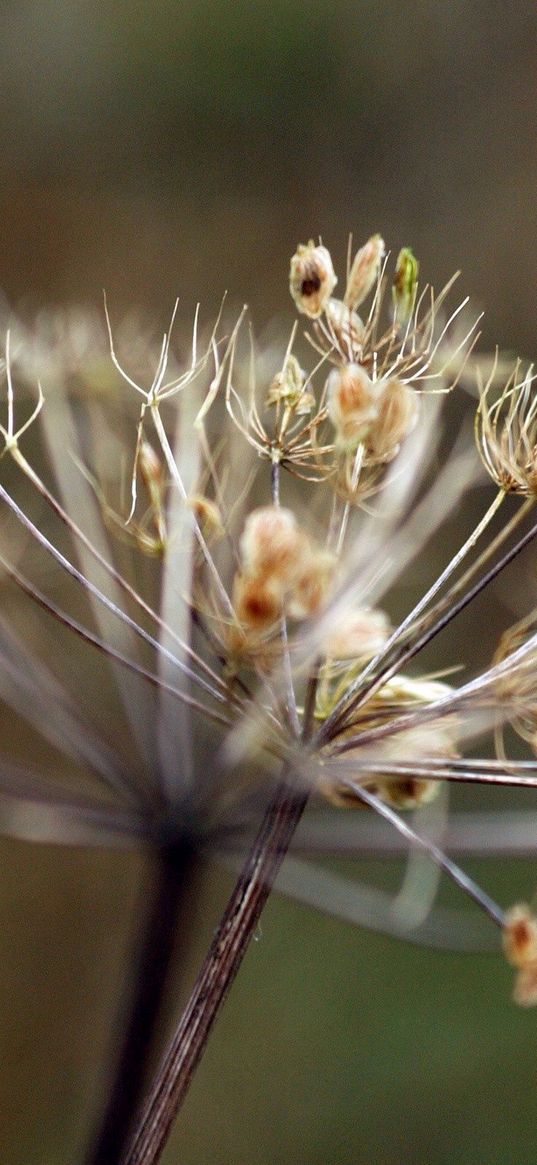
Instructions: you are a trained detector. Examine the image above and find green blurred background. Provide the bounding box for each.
[1,2,537,1162]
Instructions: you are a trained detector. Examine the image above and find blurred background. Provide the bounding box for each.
[1,1,537,1162]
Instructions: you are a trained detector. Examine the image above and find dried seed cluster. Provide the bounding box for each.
[233,506,333,636]
[1,231,537,1012]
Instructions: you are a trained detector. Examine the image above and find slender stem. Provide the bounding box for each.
[318,502,537,746]
[344,781,505,927]
[271,457,301,737]
[123,779,308,1165]
[9,446,235,707]
[85,838,196,1165]
[319,488,510,743]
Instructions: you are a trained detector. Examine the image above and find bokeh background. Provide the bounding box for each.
[1,2,537,1163]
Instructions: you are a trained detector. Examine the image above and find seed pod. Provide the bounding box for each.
[512,962,537,1007]
[233,572,283,630]
[344,234,385,310]
[139,440,165,489]
[323,297,365,361]
[503,905,537,968]
[287,549,334,619]
[187,494,224,541]
[289,242,337,318]
[139,440,167,545]
[239,506,307,585]
[373,776,439,810]
[320,683,458,812]
[366,377,419,462]
[327,363,381,449]
[392,247,419,328]
[266,354,314,413]
[324,607,391,660]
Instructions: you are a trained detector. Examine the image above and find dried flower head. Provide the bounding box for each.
[2,231,537,1163]
[327,364,418,461]
[229,505,335,651]
[476,359,537,495]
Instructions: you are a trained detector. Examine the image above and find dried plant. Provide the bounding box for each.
[1,236,537,1164]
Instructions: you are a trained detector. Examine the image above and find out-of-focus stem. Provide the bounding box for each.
[123,780,308,1165]
[85,838,195,1165]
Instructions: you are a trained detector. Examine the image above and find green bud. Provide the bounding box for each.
[392,247,419,328]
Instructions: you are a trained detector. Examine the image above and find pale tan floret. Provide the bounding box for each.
[239,506,307,584]
[344,233,385,311]
[503,905,537,1007]
[232,506,335,645]
[187,494,225,541]
[492,613,537,754]
[325,720,455,810]
[512,963,537,1008]
[366,377,419,462]
[323,607,391,661]
[266,354,314,414]
[503,904,537,968]
[139,439,165,488]
[327,363,419,465]
[287,549,335,619]
[327,363,382,449]
[233,572,284,630]
[289,242,337,319]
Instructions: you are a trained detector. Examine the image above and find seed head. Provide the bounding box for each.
[2,231,536,1037]
[327,365,418,461]
[286,548,334,619]
[512,964,537,1008]
[476,360,537,495]
[233,506,334,644]
[187,494,224,541]
[319,676,458,811]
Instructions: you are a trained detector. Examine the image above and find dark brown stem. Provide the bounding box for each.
[85,837,196,1165]
[123,780,308,1165]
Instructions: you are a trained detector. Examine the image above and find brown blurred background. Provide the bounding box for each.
[1,2,537,1163]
